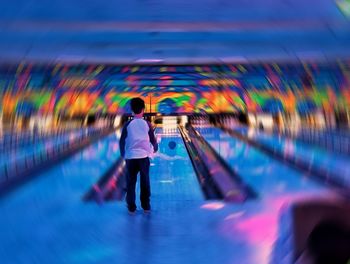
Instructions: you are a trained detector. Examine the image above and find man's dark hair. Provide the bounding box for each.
[130,97,145,114]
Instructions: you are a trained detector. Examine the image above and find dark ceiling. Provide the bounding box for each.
[1,0,350,63]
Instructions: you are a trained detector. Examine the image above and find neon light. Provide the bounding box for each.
[0,63,349,115]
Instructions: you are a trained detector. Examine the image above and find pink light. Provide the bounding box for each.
[224,211,245,220]
[234,213,278,244]
[200,202,225,210]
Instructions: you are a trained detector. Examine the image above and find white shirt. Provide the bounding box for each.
[119,118,158,159]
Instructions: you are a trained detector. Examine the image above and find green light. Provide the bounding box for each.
[337,0,350,17]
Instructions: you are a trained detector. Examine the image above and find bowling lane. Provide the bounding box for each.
[195,125,341,262]
[196,126,333,199]
[0,131,121,263]
[118,127,277,264]
[234,126,350,186]
[0,127,288,264]
[0,127,84,151]
[0,128,92,169]
[148,127,203,203]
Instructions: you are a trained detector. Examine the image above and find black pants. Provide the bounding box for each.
[125,157,151,211]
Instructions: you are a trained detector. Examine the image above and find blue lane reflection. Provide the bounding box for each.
[195,126,330,198]
[235,127,350,186]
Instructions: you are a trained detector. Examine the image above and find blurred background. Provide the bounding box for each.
[1,1,350,264]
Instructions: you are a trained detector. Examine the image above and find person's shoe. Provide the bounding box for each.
[127,205,136,215]
[142,204,151,213]
[128,208,136,215]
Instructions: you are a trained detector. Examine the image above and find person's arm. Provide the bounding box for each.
[147,121,158,153]
[119,122,129,158]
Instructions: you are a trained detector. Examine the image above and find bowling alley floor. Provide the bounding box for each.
[0,128,337,264]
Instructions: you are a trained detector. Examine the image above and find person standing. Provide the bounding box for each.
[119,98,158,213]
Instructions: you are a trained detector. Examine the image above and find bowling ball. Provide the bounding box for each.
[168,141,177,150]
